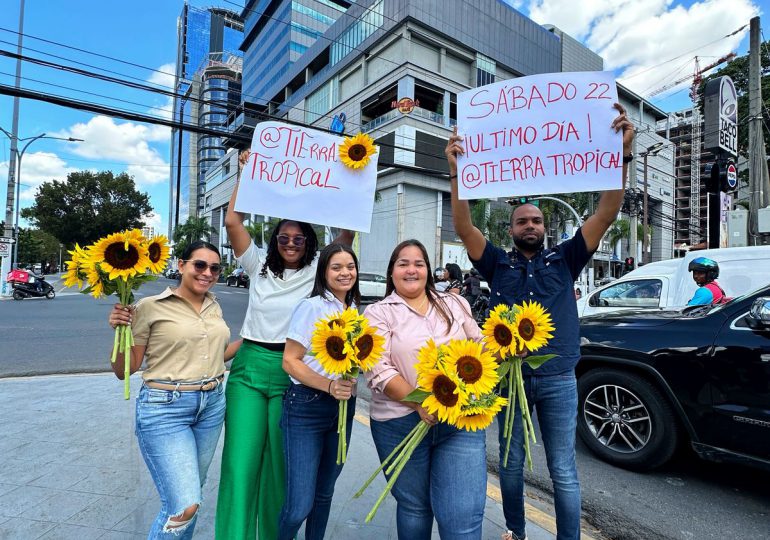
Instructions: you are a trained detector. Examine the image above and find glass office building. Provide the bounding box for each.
[169,5,244,235]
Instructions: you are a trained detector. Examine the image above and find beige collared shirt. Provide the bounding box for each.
[132,287,230,382]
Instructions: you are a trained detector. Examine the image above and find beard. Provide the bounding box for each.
[513,232,545,252]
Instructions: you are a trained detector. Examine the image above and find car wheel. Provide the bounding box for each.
[577,369,679,471]
[226,278,233,287]
[12,290,24,301]
[46,289,55,299]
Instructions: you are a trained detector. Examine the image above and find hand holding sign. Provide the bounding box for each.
[455,71,629,200]
[234,122,379,232]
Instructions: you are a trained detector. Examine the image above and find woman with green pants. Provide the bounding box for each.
[217,151,353,539]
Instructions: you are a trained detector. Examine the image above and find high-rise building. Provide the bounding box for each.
[169,5,244,236]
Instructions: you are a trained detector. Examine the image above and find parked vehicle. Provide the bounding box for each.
[358,272,387,302]
[577,285,770,471]
[576,246,770,317]
[226,268,250,288]
[11,275,55,300]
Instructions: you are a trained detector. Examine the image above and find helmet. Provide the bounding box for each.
[434,267,445,277]
[688,257,719,281]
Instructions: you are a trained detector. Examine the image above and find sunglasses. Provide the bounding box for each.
[184,260,223,275]
[277,234,306,247]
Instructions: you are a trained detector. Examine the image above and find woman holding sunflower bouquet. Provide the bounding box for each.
[216,151,354,539]
[277,242,371,539]
[364,239,491,539]
[108,240,242,539]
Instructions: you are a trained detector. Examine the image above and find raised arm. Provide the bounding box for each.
[224,150,253,258]
[581,103,636,252]
[445,127,487,261]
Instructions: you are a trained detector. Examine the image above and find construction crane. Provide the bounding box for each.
[647,52,735,245]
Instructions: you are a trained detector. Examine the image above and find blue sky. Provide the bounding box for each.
[0,0,766,238]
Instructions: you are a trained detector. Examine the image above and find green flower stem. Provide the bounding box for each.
[503,360,517,467]
[365,422,430,523]
[353,420,423,499]
[110,327,120,363]
[516,360,537,470]
[123,326,131,400]
[502,362,513,438]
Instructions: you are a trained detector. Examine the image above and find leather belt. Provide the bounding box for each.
[145,375,224,392]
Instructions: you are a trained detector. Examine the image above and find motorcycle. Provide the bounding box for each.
[12,276,56,300]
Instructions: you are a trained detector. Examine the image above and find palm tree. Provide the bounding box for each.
[172,216,216,258]
[606,218,631,254]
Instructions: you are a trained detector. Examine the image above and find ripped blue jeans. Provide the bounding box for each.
[135,383,225,539]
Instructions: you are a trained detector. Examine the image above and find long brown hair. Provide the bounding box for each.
[385,239,454,333]
[310,243,361,307]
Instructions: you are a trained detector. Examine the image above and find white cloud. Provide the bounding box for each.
[53,115,170,186]
[524,0,759,99]
[0,152,79,202]
[147,63,177,90]
[142,211,166,237]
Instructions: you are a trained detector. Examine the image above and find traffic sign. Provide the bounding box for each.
[0,242,10,257]
[0,237,14,244]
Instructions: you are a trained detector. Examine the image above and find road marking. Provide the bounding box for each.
[352,413,596,538]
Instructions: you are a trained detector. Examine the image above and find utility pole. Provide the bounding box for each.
[748,16,770,243]
[3,0,25,241]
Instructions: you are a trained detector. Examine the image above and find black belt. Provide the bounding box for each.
[244,339,285,352]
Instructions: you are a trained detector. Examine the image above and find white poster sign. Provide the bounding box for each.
[456,71,623,200]
[235,122,379,232]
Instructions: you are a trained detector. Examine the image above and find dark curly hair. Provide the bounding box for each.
[259,219,319,278]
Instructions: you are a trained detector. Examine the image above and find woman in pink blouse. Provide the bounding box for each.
[364,239,487,539]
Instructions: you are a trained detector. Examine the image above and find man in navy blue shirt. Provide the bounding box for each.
[445,103,635,540]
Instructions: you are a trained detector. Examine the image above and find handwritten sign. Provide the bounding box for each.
[234,122,379,232]
[456,71,622,200]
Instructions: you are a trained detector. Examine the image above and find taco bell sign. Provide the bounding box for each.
[703,76,738,156]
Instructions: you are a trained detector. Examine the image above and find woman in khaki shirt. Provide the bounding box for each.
[109,241,241,539]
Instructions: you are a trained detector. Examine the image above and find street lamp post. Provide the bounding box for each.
[641,142,666,265]
[0,127,83,268]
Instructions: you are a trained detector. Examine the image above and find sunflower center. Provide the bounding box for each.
[456,355,482,384]
[493,324,513,346]
[325,336,347,361]
[518,318,535,340]
[432,374,459,407]
[356,334,374,360]
[148,243,161,263]
[348,143,367,161]
[327,318,344,329]
[104,243,139,270]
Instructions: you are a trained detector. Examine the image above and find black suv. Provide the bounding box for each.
[577,285,770,471]
[226,268,250,288]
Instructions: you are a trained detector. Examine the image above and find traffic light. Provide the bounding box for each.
[509,197,539,207]
[624,257,635,271]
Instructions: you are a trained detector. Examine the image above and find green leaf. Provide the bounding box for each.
[523,354,557,369]
[402,389,431,403]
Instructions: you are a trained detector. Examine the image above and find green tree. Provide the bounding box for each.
[245,218,281,248]
[172,216,216,258]
[470,200,510,248]
[20,171,152,246]
[17,228,61,268]
[699,42,770,158]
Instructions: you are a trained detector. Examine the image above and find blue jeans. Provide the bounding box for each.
[498,374,580,540]
[370,412,487,540]
[277,383,356,540]
[135,383,225,539]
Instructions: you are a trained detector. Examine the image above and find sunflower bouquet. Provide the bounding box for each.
[310,306,385,464]
[354,338,507,523]
[64,230,170,399]
[482,301,555,469]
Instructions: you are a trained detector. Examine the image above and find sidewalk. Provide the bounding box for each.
[0,373,565,539]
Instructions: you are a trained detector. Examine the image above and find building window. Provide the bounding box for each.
[330,0,384,65]
[305,79,334,123]
[476,53,496,87]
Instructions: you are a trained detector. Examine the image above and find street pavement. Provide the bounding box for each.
[0,373,606,540]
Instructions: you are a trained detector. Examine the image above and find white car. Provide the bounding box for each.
[358,272,387,302]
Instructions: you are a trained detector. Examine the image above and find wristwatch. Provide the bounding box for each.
[622,153,634,164]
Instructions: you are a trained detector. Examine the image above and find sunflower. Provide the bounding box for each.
[454,408,496,431]
[415,339,440,386]
[325,307,359,332]
[419,365,468,423]
[63,243,89,289]
[443,339,499,395]
[513,300,555,353]
[481,304,518,358]
[145,235,170,274]
[89,231,150,281]
[350,322,385,371]
[84,261,105,299]
[339,133,377,169]
[311,322,354,375]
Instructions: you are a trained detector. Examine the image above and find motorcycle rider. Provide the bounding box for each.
[686,257,727,305]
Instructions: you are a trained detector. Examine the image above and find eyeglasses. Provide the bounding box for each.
[277,234,306,247]
[184,260,223,275]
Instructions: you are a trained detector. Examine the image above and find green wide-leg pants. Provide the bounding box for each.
[216,342,289,539]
